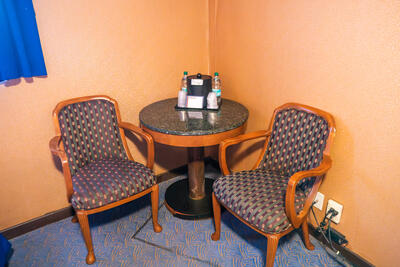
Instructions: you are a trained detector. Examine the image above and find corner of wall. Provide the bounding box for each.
[207,0,218,74]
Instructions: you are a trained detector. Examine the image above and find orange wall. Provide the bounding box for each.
[2,1,399,265]
[0,0,209,230]
[210,0,400,266]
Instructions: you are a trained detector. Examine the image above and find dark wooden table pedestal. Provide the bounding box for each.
[188,147,205,200]
[163,147,215,219]
[139,98,248,220]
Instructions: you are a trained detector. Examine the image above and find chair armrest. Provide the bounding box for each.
[285,155,332,228]
[49,136,68,164]
[119,121,155,169]
[219,130,271,175]
[49,136,74,200]
[49,136,61,155]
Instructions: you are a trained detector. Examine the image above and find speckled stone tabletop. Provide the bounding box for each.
[139,98,248,136]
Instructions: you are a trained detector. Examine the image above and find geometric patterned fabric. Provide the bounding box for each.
[8,176,347,267]
[214,108,330,234]
[260,108,329,176]
[71,158,155,210]
[213,169,307,234]
[57,99,128,177]
[56,99,155,211]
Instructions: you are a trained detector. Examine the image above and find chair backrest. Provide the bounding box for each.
[259,103,335,177]
[53,96,128,176]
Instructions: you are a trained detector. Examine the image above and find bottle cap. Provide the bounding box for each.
[214,72,219,76]
[184,71,188,75]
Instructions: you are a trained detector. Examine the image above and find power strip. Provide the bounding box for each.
[321,227,348,246]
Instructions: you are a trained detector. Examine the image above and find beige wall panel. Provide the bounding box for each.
[0,0,209,230]
[209,1,400,266]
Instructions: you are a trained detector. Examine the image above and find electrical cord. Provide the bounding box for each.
[310,204,338,254]
[326,209,338,248]
[328,218,333,248]
[320,210,331,227]
[310,203,351,267]
[320,207,338,228]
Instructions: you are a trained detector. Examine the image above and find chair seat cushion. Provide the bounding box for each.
[71,158,156,210]
[213,168,307,234]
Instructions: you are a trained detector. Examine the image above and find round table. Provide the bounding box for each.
[139,98,248,219]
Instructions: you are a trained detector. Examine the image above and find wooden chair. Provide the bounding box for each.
[211,103,335,267]
[49,95,162,264]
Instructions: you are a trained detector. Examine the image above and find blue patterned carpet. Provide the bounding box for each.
[8,175,347,267]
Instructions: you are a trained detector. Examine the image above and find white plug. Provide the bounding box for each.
[313,192,324,210]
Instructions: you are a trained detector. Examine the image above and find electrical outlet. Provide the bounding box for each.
[313,192,324,210]
[326,199,343,224]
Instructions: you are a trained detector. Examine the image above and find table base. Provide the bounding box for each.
[164,178,214,220]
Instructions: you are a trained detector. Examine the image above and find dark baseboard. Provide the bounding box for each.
[156,156,220,183]
[308,224,375,267]
[156,163,187,183]
[1,206,74,240]
[1,161,199,240]
[5,160,373,267]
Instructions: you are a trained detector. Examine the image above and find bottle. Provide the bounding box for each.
[178,71,188,107]
[212,72,221,106]
[181,71,188,92]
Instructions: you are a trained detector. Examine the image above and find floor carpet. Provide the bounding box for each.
[8,175,348,267]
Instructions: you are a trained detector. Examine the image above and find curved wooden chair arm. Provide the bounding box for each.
[285,155,332,228]
[119,121,155,169]
[219,130,271,175]
[49,135,74,200]
[49,135,61,154]
[49,136,68,163]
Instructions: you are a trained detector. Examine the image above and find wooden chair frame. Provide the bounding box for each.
[212,103,336,267]
[49,95,162,264]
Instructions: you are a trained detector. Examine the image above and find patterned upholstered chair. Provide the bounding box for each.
[49,95,162,264]
[211,103,335,267]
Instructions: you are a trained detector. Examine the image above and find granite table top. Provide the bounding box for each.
[139,98,248,136]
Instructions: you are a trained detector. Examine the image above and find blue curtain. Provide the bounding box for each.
[0,0,47,82]
[0,233,11,266]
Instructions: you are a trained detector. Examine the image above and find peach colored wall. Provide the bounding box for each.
[2,1,399,265]
[210,1,400,266]
[0,0,209,230]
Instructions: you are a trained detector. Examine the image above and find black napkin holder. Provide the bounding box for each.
[187,73,212,109]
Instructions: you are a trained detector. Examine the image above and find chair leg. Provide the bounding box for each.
[150,184,162,233]
[301,219,315,250]
[71,215,78,223]
[76,211,96,265]
[211,193,221,241]
[266,235,279,267]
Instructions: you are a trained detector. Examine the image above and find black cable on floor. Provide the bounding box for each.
[310,205,352,267]
[131,203,164,239]
[131,203,219,266]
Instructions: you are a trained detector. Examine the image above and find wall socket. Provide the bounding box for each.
[313,192,324,210]
[326,199,343,224]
